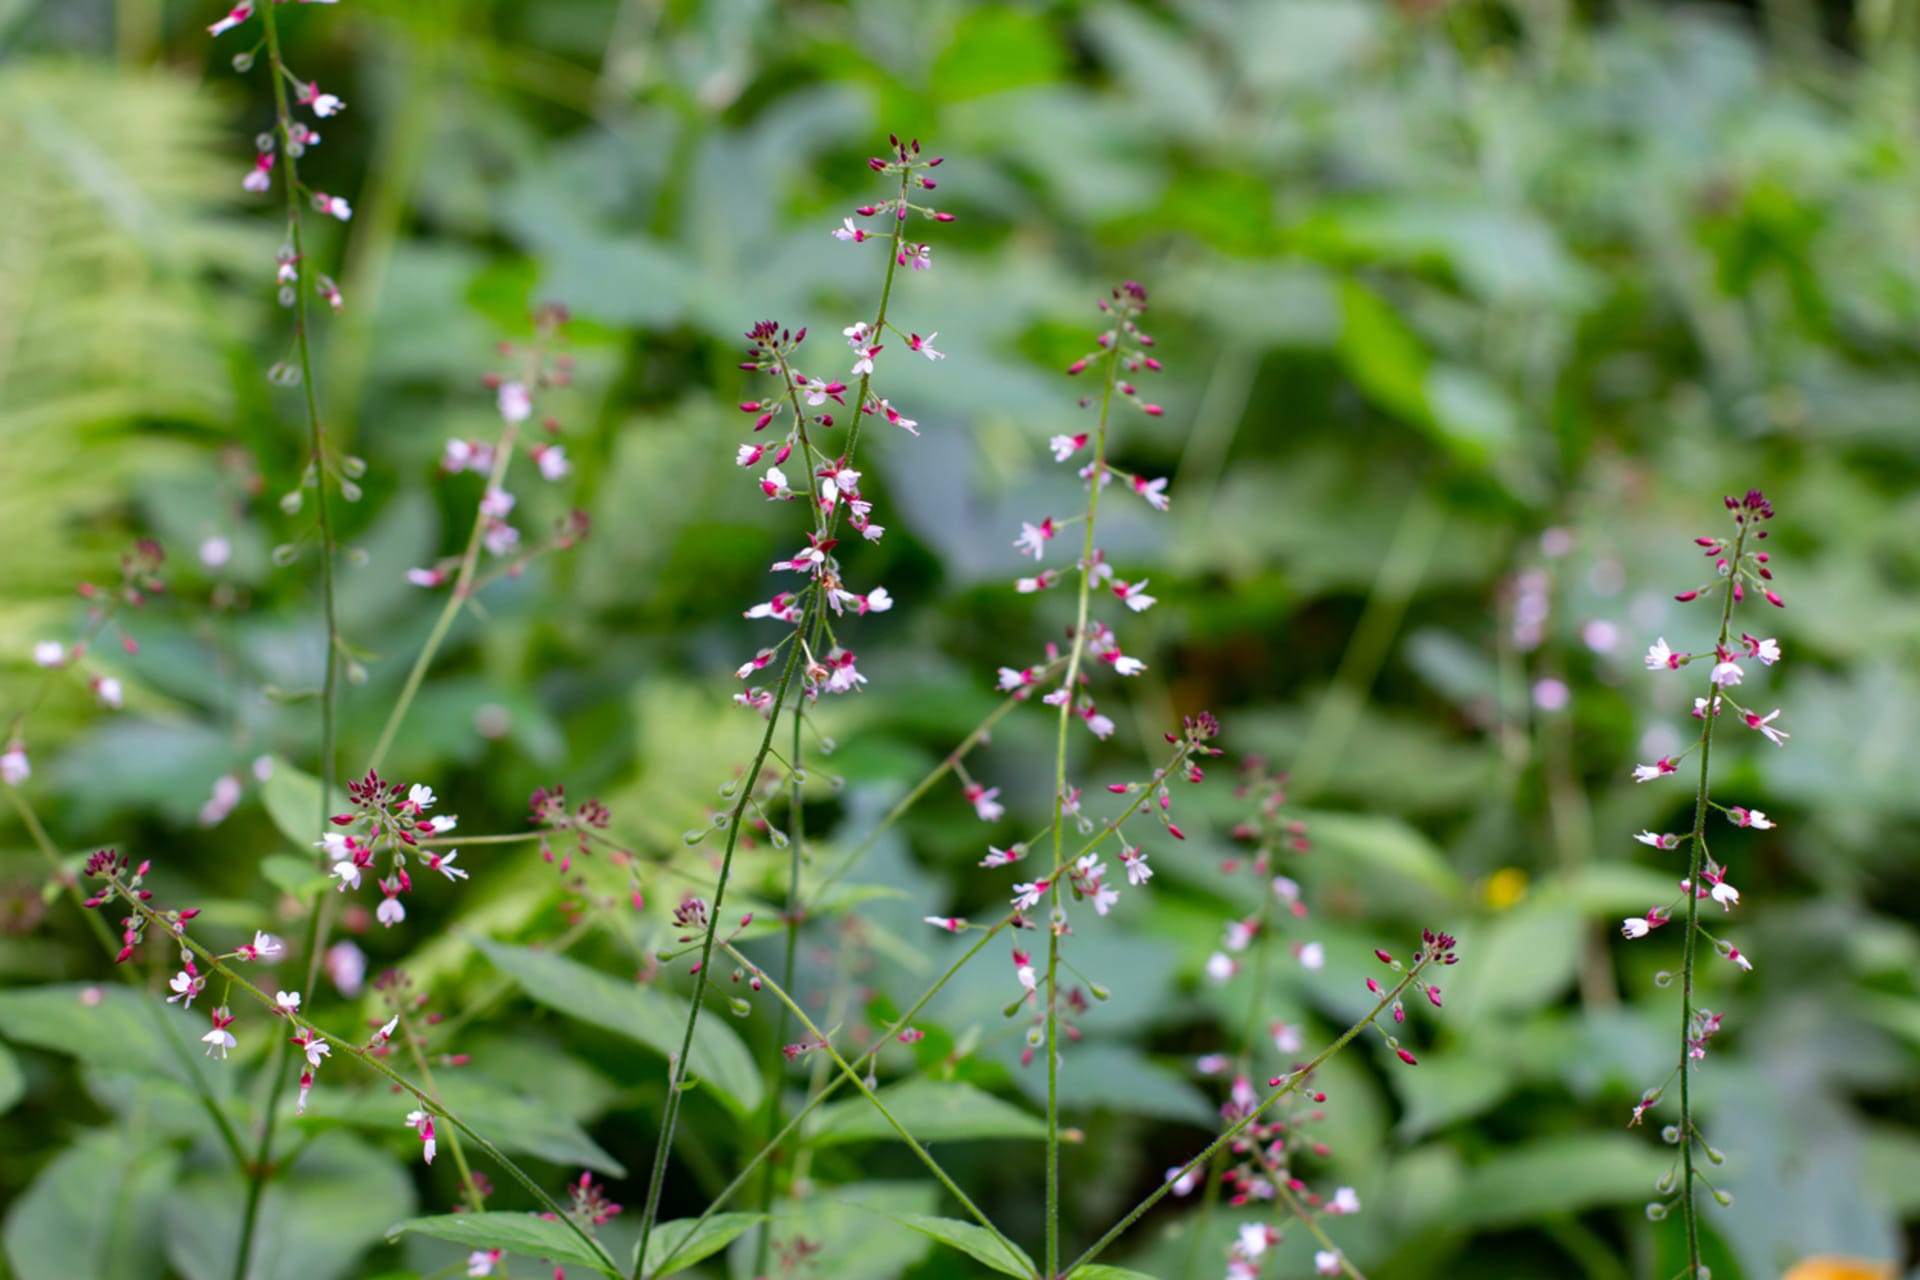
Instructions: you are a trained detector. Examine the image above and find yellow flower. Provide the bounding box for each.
[1483,867,1528,911]
[1782,1259,1895,1280]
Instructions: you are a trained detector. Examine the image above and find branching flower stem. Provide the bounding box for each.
[238,7,341,1272]
[10,790,249,1170]
[1064,961,1432,1278]
[720,942,1030,1277]
[1675,520,1748,1273]
[103,873,618,1277]
[646,742,1196,1275]
[1044,304,1128,1277]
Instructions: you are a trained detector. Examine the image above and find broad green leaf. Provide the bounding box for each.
[884,1213,1033,1278]
[260,852,332,901]
[4,1132,176,1280]
[468,934,762,1112]
[300,1071,624,1175]
[0,1039,21,1113]
[1296,810,1464,902]
[774,1182,936,1280]
[635,1212,761,1277]
[1447,1134,1671,1229]
[1001,1043,1214,1124]
[810,1080,1045,1146]
[389,1212,616,1278]
[1448,904,1582,1023]
[0,983,223,1095]
[260,756,348,848]
[169,1132,416,1280]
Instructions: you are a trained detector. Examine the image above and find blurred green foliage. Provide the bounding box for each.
[3,1,1920,1278]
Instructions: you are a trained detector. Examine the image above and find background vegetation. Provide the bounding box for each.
[2,1,1919,1277]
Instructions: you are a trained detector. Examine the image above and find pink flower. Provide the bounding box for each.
[1131,475,1170,510]
[1165,1166,1199,1196]
[405,1109,437,1164]
[980,845,1021,868]
[1709,660,1744,687]
[1727,806,1774,830]
[1049,434,1088,462]
[202,1007,238,1059]
[1329,1186,1361,1215]
[1015,520,1055,559]
[923,916,967,932]
[1120,848,1152,885]
[467,1250,503,1277]
[907,332,943,360]
[1632,757,1678,783]
[1,747,27,787]
[1316,1251,1343,1275]
[1742,634,1782,665]
[1297,941,1325,970]
[1113,579,1156,612]
[312,192,352,222]
[1709,878,1739,910]
[1644,638,1686,670]
[242,152,275,193]
[208,3,254,36]
[167,969,205,1009]
[963,783,1003,822]
[532,444,570,481]
[1634,831,1680,848]
[1744,708,1789,746]
[426,850,469,882]
[831,218,869,243]
[376,886,405,928]
[479,486,515,518]
[407,567,446,588]
[1011,881,1048,913]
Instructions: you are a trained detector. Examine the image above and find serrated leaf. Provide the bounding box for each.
[389,1213,617,1278]
[468,934,762,1112]
[884,1213,1033,1278]
[810,1080,1045,1146]
[635,1212,761,1277]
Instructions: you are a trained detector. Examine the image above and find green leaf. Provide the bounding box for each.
[168,1133,416,1280]
[778,1183,937,1280]
[1447,1134,1671,1229]
[0,983,222,1095]
[635,1212,762,1277]
[260,756,348,848]
[884,1213,1033,1278]
[1447,904,1582,1023]
[1297,810,1465,902]
[468,934,762,1112]
[300,1071,624,1175]
[0,1040,22,1114]
[4,1132,177,1280]
[389,1212,616,1278]
[810,1080,1045,1146]
[260,852,332,902]
[1075,1269,1161,1279]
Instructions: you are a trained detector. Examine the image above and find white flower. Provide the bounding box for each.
[405,1109,437,1164]
[1165,1166,1199,1196]
[377,895,405,927]
[1330,1186,1361,1215]
[1116,579,1156,612]
[831,218,867,243]
[1316,1250,1343,1275]
[274,991,302,1014]
[249,931,284,960]
[429,851,469,882]
[1238,1224,1271,1258]
[331,860,362,890]
[1621,917,1651,939]
[300,1035,330,1069]
[1011,881,1047,913]
[167,970,204,1008]
[863,586,893,613]
[496,381,532,423]
[94,678,123,710]
[1752,636,1782,665]
[202,1025,238,1059]
[312,93,345,117]
[467,1251,501,1277]
[1634,831,1677,848]
[479,487,515,519]
[1709,660,1744,687]
[1644,638,1680,670]
[321,195,352,221]
[1121,849,1152,885]
[1205,951,1237,983]
[1297,941,1326,971]
[1745,708,1790,747]
[1,748,28,787]
[32,641,65,668]
[199,536,233,568]
[406,568,444,588]
[407,783,436,811]
[1110,655,1146,677]
[535,444,570,481]
[1710,879,1739,910]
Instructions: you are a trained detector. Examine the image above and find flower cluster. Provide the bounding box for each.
[5,540,169,788]
[1204,759,1318,988]
[731,143,946,715]
[417,310,588,582]
[318,771,466,927]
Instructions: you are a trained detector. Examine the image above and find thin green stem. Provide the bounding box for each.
[630,635,806,1279]
[1064,963,1429,1278]
[401,1011,486,1214]
[1044,311,1128,1278]
[105,874,617,1277]
[8,790,250,1171]
[240,7,341,1270]
[1675,523,1746,1274]
[719,943,1029,1278]
[366,335,549,775]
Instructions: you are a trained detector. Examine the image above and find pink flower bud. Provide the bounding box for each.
[1396,1047,1419,1066]
[1142,404,1163,416]
[1765,590,1784,608]
[1675,591,1700,602]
